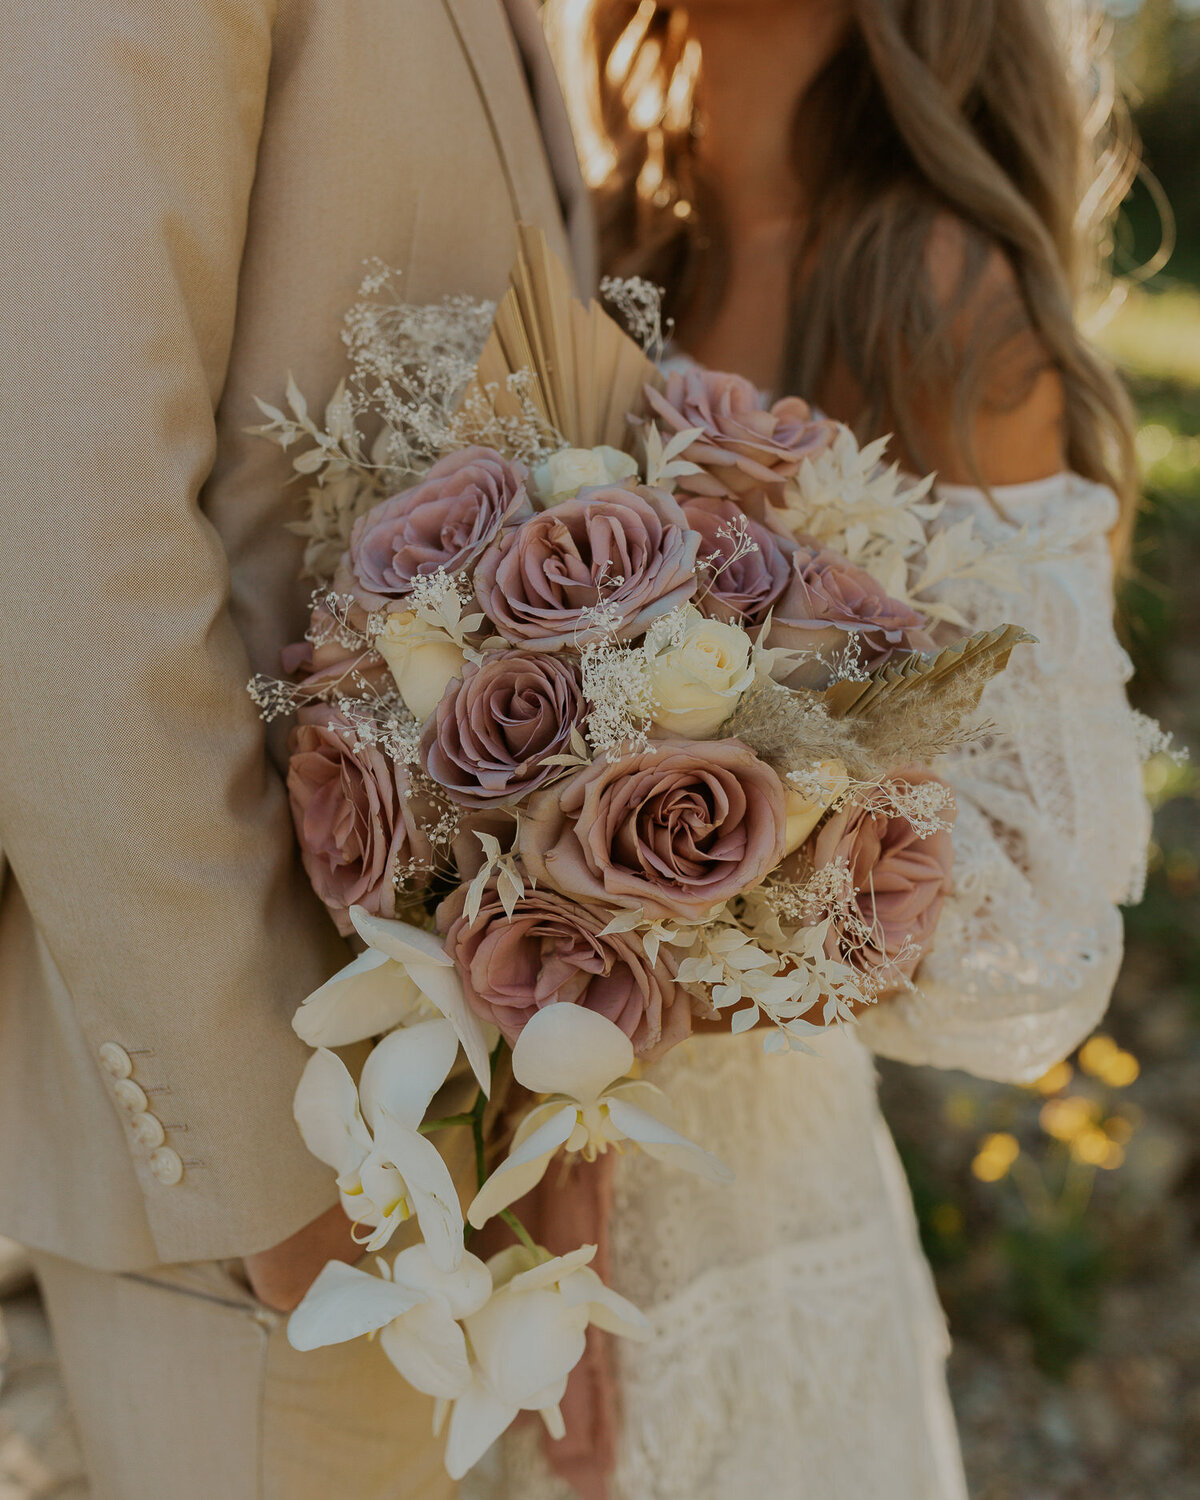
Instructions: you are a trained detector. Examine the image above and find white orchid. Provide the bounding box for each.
[468,1004,731,1230]
[293,1017,465,1264]
[288,1243,492,1399]
[292,905,494,1093]
[439,1243,650,1480]
[289,1236,650,1484]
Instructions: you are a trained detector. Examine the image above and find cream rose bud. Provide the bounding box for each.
[783,759,850,854]
[376,611,467,721]
[530,444,639,507]
[644,606,755,739]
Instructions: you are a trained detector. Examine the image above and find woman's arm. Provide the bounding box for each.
[855,469,1148,1081]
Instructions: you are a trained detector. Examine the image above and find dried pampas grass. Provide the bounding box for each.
[725,625,1033,782]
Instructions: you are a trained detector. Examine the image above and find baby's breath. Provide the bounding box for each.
[599,275,671,361]
[332,694,422,766]
[579,637,655,757]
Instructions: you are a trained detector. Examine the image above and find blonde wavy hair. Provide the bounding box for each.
[545,0,1141,544]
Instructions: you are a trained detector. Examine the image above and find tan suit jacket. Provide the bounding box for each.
[0,0,591,1270]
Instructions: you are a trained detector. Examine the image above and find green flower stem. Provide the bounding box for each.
[410,1037,535,1257]
[418,1113,476,1135]
[499,1208,540,1257]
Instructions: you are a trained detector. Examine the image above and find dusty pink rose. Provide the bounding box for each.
[519,738,787,923]
[644,369,836,500]
[287,705,431,935]
[439,879,692,1060]
[420,651,585,808]
[682,494,796,628]
[474,485,700,650]
[346,446,531,609]
[768,544,935,686]
[281,596,391,698]
[807,770,956,982]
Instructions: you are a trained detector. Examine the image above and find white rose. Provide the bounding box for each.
[376,610,467,721]
[644,606,755,740]
[530,445,639,508]
[783,759,850,853]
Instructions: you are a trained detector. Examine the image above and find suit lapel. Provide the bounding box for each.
[439,0,596,293]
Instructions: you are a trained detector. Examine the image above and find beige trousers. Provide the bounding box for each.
[31,1250,457,1500]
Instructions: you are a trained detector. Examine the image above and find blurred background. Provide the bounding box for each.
[878,4,1200,1496]
[0,3,1197,1497]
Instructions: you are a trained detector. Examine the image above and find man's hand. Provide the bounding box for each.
[243,1203,361,1312]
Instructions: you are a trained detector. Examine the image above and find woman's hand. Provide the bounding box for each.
[243,1202,361,1312]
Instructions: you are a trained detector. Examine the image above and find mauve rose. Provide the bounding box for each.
[644,369,836,500]
[807,770,956,982]
[287,705,431,935]
[682,494,795,628]
[474,485,700,650]
[519,738,787,924]
[439,879,692,1060]
[346,446,531,609]
[768,544,935,687]
[420,651,585,809]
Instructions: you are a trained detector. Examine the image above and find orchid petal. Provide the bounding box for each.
[390,1244,492,1320]
[350,907,455,968]
[606,1097,734,1183]
[359,1018,459,1132]
[509,1100,567,1152]
[465,1287,589,1406]
[558,1265,652,1342]
[287,1260,420,1352]
[467,1104,579,1229]
[372,1108,465,1272]
[412,966,495,1097]
[293,950,427,1048]
[505,1246,596,1296]
[354,1151,410,1240]
[379,1300,473,1399]
[511,1005,634,1104]
[539,1403,567,1441]
[293,1049,372,1177]
[604,1079,669,1113]
[520,1373,571,1415]
[443,1382,519,1480]
[485,1244,542,1294]
[352,907,494,1095]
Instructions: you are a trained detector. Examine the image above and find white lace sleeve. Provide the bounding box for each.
[857,474,1150,1083]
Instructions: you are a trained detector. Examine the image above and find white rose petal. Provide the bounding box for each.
[530,445,640,508]
[377,610,466,721]
[783,759,850,853]
[644,605,755,739]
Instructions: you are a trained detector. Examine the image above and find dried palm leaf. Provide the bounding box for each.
[460,223,663,453]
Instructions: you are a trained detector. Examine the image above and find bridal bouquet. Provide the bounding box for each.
[250,227,1029,1480]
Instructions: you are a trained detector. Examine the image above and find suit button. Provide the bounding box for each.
[113,1079,149,1114]
[99,1043,133,1080]
[149,1148,184,1186]
[130,1112,166,1149]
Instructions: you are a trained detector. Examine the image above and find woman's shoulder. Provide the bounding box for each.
[918,213,1066,486]
[816,212,1066,486]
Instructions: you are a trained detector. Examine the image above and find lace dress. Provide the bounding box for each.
[462,475,1149,1500]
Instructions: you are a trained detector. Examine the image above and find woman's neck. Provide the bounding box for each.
[687,2,849,232]
[679,2,850,387]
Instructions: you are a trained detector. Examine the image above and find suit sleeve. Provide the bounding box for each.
[0,0,349,1261]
